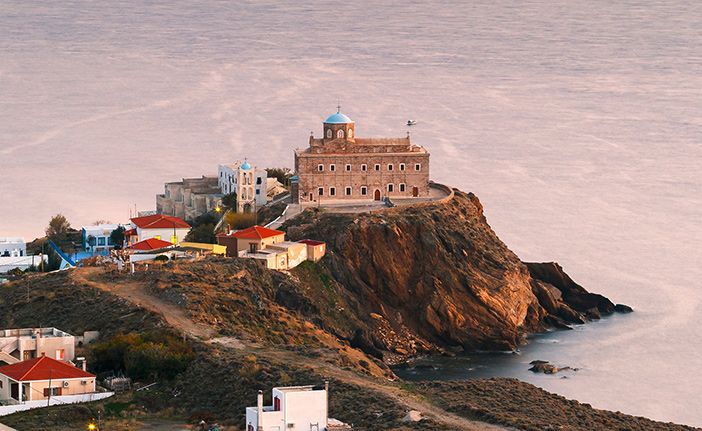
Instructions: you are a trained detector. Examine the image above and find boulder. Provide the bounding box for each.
[402,410,423,422]
[615,303,634,313]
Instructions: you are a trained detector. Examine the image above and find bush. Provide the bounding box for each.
[222,212,257,230]
[89,332,195,381]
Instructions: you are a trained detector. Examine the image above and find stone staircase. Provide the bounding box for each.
[0,340,19,365]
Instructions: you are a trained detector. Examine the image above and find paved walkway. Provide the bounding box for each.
[0,424,17,431]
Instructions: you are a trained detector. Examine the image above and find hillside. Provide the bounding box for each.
[0,188,663,431]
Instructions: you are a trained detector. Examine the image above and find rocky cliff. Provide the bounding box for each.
[285,190,630,360]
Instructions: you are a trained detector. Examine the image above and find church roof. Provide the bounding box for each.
[240,161,252,170]
[324,111,353,124]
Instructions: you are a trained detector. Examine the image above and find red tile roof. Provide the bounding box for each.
[219,225,284,240]
[131,214,190,229]
[0,356,94,381]
[128,237,175,251]
[298,239,325,246]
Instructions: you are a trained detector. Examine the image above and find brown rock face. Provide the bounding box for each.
[286,190,627,358]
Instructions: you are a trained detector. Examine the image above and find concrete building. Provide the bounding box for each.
[298,240,326,262]
[81,223,125,253]
[246,384,329,431]
[0,239,25,258]
[156,176,223,221]
[125,214,191,247]
[0,356,95,403]
[218,160,267,213]
[292,109,430,204]
[0,328,75,366]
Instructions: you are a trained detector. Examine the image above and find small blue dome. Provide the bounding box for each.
[324,111,353,124]
[240,161,252,170]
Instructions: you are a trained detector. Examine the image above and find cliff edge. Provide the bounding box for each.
[284,189,630,360]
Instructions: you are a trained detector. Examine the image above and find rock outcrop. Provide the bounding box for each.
[285,189,631,359]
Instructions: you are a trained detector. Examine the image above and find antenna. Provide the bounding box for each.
[337,100,341,113]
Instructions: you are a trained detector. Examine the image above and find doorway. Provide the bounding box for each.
[374,189,381,201]
[412,186,419,197]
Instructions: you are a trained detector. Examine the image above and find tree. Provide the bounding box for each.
[110,226,126,249]
[184,223,217,244]
[45,214,71,241]
[221,192,238,211]
[266,167,292,186]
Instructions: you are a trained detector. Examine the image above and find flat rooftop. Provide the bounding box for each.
[0,327,72,338]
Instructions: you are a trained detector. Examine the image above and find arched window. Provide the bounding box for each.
[348,128,353,138]
[326,129,332,139]
[337,129,345,139]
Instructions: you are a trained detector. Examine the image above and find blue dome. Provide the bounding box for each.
[324,111,353,124]
[240,161,252,170]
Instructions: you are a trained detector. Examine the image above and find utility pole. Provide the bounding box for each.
[47,368,52,407]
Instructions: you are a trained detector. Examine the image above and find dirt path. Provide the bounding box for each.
[71,267,508,431]
[257,348,511,431]
[71,267,215,340]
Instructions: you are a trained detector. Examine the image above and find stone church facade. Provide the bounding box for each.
[292,110,430,204]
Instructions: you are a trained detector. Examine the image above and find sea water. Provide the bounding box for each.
[1,0,700,426]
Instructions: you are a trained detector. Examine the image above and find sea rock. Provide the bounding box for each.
[615,303,634,313]
[529,362,559,374]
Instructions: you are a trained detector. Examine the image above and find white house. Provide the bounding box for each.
[0,327,76,366]
[124,214,190,247]
[81,223,126,253]
[245,383,350,431]
[0,238,25,258]
[218,160,267,212]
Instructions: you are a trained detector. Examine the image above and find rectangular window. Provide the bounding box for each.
[318,187,324,196]
[256,190,260,194]
[400,183,406,192]
[55,349,65,360]
[43,387,61,397]
[345,164,351,171]
[361,187,368,196]
[345,187,352,196]
[361,164,367,171]
[330,187,336,196]
[387,164,393,171]
[97,237,106,246]
[388,184,394,192]
[374,164,380,171]
[318,164,324,172]
[274,397,281,411]
[256,177,262,185]
[415,163,421,171]
[400,163,406,171]
[330,164,336,172]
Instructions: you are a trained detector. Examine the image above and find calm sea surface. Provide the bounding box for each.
[1,0,701,426]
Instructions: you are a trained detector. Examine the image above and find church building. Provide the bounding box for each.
[292,109,430,204]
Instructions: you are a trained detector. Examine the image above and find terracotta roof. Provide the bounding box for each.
[226,225,284,240]
[0,356,94,381]
[298,239,325,246]
[128,237,174,251]
[131,214,190,229]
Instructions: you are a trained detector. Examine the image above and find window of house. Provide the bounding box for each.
[345,164,351,171]
[318,187,324,196]
[415,163,421,171]
[400,183,406,192]
[250,243,258,253]
[348,128,353,138]
[387,164,393,171]
[330,164,336,172]
[374,164,380,171]
[55,349,65,360]
[97,237,106,246]
[318,164,324,172]
[256,177,262,185]
[256,189,260,195]
[337,129,345,139]
[44,387,61,397]
[361,164,367,171]
[361,186,368,196]
[345,187,352,196]
[330,187,336,196]
[400,163,406,171]
[388,184,394,192]
[274,397,281,411]
[326,129,332,138]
